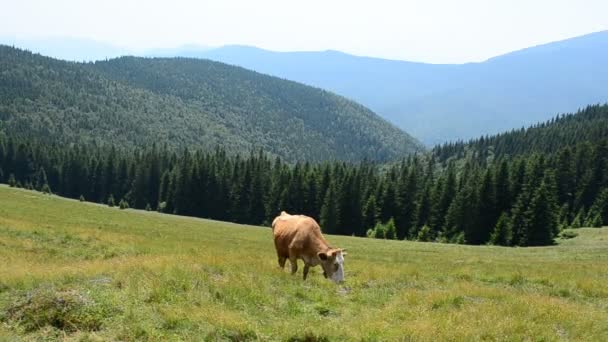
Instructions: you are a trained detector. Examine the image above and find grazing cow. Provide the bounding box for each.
[272,211,346,283]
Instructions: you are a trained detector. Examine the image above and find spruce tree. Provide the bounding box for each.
[385,218,397,240]
[320,183,340,234]
[490,212,513,246]
[107,194,116,207]
[523,180,558,246]
[476,169,497,244]
[417,225,433,242]
[571,208,584,228]
[8,173,16,187]
[362,195,379,235]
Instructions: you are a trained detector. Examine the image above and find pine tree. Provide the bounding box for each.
[35,167,49,191]
[320,183,340,234]
[417,225,433,242]
[591,188,608,225]
[41,183,52,194]
[385,218,397,240]
[362,195,379,235]
[369,222,386,239]
[476,169,497,244]
[395,165,417,239]
[119,199,130,209]
[107,194,116,207]
[494,160,511,214]
[8,173,16,187]
[571,208,584,228]
[490,212,513,246]
[523,179,558,246]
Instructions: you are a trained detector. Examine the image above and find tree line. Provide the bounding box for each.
[1,131,607,247]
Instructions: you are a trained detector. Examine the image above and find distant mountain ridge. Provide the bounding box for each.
[150,31,608,145]
[0,45,422,162]
[4,32,607,145]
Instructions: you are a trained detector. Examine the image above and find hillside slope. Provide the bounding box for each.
[1,185,607,340]
[0,46,422,162]
[164,31,608,145]
[433,104,608,161]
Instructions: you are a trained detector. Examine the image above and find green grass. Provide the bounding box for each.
[1,185,608,341]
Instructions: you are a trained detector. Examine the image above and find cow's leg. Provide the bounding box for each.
[289,257,298,275]
[303,264,310,280]
[278,256,287,269]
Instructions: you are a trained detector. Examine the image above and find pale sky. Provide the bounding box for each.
[1,0,607,63]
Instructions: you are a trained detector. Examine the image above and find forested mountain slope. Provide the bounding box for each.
[433,104,608,162]
[0,46,422,162]
[2,105,607,247]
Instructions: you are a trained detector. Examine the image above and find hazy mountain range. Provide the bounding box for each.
[160,31,608,145]
[3,31,607,145]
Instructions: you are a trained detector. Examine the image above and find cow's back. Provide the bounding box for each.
[272,212,324,258]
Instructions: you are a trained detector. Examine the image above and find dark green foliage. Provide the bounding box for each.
[1,104,607,247]
[591,189,608,225]
[79,195,85,202]
[559,230,578,239]
[107,194,116,207]
[417,225,434,242]
[367,222,386,239]
[320,183,340,234]
[366,219,397,240]
[119,199,129,210]
[362,195,379,236]
[0,45,421,163]
[571,209,584,228]
[490,213,513,246]
[522,178,558,246]
[590,213,603,228]
[434,104,608,162]
[385,218,397,240]
[7,173,16,187]
[40,183,51,194]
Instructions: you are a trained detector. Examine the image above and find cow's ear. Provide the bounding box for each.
[318,252,328,260]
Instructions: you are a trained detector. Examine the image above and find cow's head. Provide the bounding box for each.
[318,248,346,283]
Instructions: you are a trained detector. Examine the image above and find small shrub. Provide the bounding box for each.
[205,328,257,341]
[107,194,115,207]
[385,218,397,240]
[79,195,85,202]
[287,332,331,342]
[417,225,433,242]
[559,230,578,239]
[157,201,167,213]
[571,209,584,228]
[3,288,113,332]
[145,203,152,211]
[451,232,466,244]
[41,183,52,194]
[590,213,603,228]
[119,199,129,209]
[8,174,16,187]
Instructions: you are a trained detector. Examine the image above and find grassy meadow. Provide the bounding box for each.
[1,184,608,341]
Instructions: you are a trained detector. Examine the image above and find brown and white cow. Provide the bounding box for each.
[272,211,346,283]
